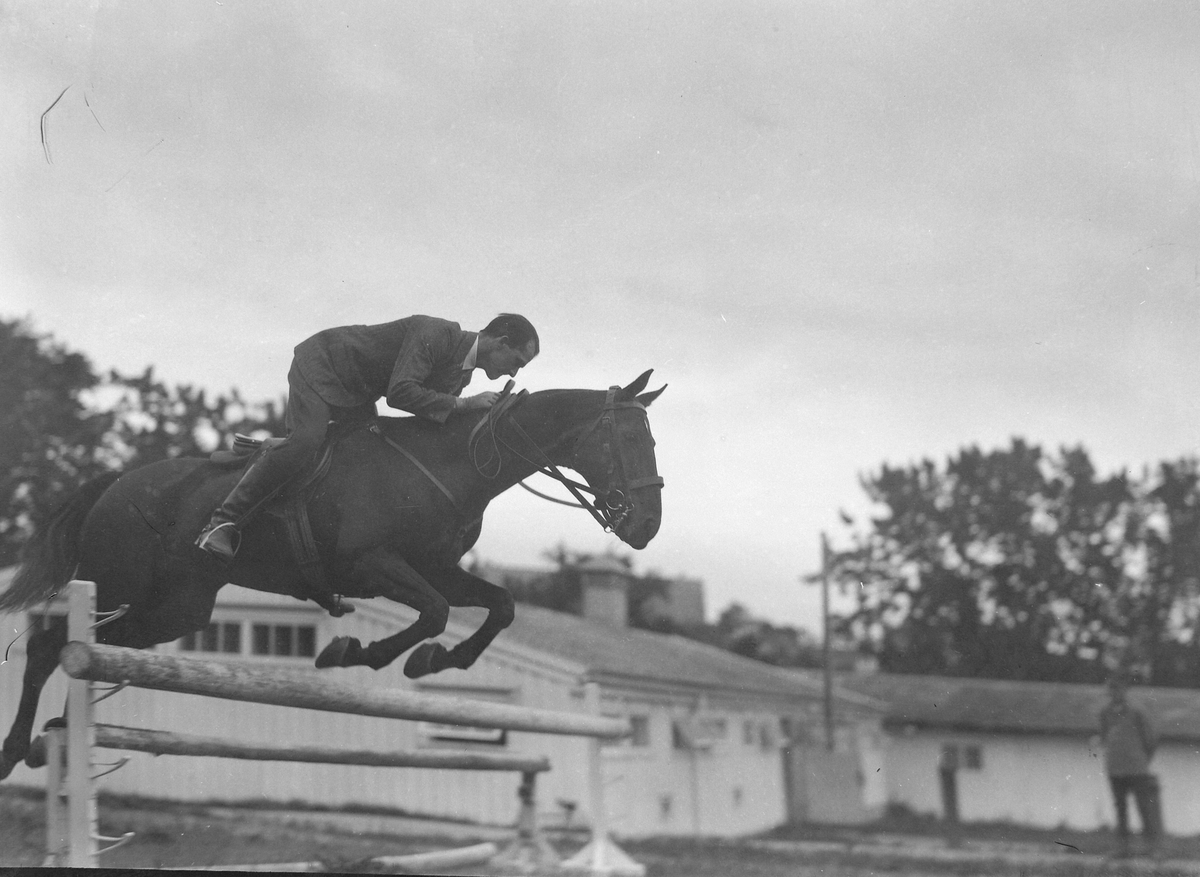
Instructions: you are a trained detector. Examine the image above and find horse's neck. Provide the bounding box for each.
[488,390,599,487]
[369,391,600,503]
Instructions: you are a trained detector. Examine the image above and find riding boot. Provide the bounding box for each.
[195,448,295,563]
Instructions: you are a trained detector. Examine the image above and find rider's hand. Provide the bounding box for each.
[457,391,499,410]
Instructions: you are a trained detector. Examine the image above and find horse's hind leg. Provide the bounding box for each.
[403,568,515,679]
[1,617,67,780]
[315,549,450,671]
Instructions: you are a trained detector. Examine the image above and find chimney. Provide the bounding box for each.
[577,555,631,626]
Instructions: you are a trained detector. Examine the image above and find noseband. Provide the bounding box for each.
[472,386,664,533]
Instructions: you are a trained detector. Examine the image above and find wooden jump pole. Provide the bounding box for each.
[61,642,630,740]
[93,723,550,773]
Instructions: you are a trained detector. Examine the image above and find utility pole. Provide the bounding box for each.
[821,532,834,751]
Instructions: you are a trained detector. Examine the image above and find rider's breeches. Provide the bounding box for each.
[209,364,332,528]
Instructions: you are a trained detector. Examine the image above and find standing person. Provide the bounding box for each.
[1098,673,1162,858]
[195,313,540,563]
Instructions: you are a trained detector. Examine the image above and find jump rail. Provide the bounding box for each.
[44,581,645,876]
[61,642,629,739]
[94,724,551,773]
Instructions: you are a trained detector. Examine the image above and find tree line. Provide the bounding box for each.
[0,318,284,566]
[827,440,1200,687]
[6,317,1199,687]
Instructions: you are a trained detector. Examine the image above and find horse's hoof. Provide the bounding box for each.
[315,636,359,669]
[404,642,447,679]
[24,736,47,769]
[0,753,17,781]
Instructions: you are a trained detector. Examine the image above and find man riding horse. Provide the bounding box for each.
[195,313,540,563]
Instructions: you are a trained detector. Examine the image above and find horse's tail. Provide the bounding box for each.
[0,471,121,612]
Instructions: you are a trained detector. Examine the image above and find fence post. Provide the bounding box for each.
[492,769,560,871]
[42,723,67,865]
[65,580,99,868]
[560,682,644,876]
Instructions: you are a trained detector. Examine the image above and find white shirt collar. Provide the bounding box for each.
[462,336,479,371]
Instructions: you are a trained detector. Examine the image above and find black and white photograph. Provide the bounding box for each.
[3,2,1200,874]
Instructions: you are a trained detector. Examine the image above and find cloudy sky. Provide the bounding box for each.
[4,1,1199,632]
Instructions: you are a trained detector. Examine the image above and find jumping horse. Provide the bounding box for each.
[0,371,665,780]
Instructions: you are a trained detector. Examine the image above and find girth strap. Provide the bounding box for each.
[282,494,325,592]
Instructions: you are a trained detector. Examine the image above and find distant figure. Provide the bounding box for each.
[937,744,962,848]
[1098,673,1162,858]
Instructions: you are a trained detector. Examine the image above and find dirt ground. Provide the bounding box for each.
[5,786,1200,876]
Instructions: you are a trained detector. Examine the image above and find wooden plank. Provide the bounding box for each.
[94,723,550,773]
[371,842,499,873]
[61,642,629,739]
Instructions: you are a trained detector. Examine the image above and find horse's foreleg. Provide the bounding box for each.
[315,550,449,671]
[403,569,515,680]
[1,619,67,780]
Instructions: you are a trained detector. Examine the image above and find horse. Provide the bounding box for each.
[0,371,665,780]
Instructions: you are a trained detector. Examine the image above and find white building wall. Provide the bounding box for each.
[881,729,1200,835]
[0,599,590,827]
[596,693,789,838]
[0,596,798,839]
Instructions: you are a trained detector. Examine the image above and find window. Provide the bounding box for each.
[251,623,317,658]
[963,744,984,770]
[759,723,776,751]
[421,723,507,745]
[179,622,242,654]
[629,715,651,748]
[672,716,727,750]
[940,743,984,771]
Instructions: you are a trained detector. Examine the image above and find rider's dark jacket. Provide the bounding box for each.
[292,315,477,423]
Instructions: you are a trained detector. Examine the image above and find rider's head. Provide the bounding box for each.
[477,313,539,380]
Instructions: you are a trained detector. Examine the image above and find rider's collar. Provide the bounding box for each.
[461,336,479,372]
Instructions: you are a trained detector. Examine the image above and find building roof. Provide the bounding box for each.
[839,672,1200,742]
[500,601,880,711]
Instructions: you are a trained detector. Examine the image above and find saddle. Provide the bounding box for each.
[209,423,356,617]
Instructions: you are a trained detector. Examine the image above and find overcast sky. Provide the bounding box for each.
[4,1,1199,632]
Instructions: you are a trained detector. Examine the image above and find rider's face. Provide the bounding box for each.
[482,339,537,381]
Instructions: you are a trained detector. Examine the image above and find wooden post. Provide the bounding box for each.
[821,533,835,751]
[42,724,67,866]
[560,682,645,877]
[492,769,560,870]
[65,580,99,868]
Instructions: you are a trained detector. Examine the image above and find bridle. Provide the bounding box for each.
[470,385,664,534]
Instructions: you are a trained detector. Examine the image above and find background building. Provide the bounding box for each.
[839,672,1200,834]
[0,565,881,837]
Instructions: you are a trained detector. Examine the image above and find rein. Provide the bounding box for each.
[368,385,662,536]
[473,386,663,533]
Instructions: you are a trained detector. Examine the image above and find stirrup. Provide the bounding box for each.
[195,521,241,560]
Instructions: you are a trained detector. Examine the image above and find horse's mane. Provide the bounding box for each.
[375,388,604,438]
[369,388,607,469]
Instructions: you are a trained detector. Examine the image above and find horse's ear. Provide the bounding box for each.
[620,370,654,399]
[637,384,666,407]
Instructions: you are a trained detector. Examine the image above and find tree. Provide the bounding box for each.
[705,602,825,668]
[1115,459,1200,686]
[0,319,287,567]
[0,319,113,565]
[102,367,285,468]
[828,439,1160,682]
